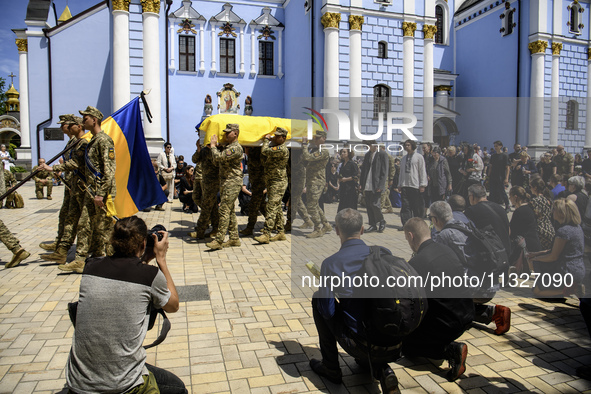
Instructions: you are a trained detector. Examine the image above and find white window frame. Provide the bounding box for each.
[567,1,584,35]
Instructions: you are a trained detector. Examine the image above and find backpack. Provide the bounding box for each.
[444,222,508,275]
[355,246,427,339]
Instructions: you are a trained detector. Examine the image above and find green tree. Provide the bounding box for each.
[0,77,6,115]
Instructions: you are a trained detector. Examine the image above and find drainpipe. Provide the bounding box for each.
[311,0,315,97]
[164,0,172,143]
[514,0,522,144]
[36,27,53,161]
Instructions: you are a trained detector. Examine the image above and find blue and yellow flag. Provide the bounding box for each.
[102,97,166,217]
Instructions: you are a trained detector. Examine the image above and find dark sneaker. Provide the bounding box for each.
[365,225,376,233]
[379,366,399,393]
[309,359,342,384]
[492,305,511,335]
[378,220,386,233]
[446,342,468,382]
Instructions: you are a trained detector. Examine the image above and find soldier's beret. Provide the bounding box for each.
[57,114,75,124]
[79,106,104,122]
[274,127,288,137]
[223,123,240,133]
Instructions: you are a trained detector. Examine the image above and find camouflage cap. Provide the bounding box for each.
[57,114,75,124]
[79,106,104,122]
[274,127,288,137]
[314,130,327,138]
[70,116,84,125]
[223,123,240,133]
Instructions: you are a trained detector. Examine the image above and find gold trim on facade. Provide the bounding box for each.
[423,25,437,40]
[551,42,563,56]
[141,0,160,14]
[528,40,548,55]
[15,39,27,53]
[588,48,591,60]
[402,22,417,37]
[112,0,131,12]
[349,15,364,31]
[434,85,452,92]
[321,12,341,29]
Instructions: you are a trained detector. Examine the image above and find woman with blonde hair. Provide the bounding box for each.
[528,198,586,297]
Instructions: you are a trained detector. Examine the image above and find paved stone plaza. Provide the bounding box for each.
[1,183,591,393]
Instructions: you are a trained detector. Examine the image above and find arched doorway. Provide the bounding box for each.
[433,117,458,147]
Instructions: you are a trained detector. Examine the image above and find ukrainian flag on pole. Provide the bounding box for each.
[102,97,166,217]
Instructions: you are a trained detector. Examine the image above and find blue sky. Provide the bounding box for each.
[0,0,99,91]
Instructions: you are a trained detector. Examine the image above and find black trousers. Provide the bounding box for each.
[145,364,187,394]
[364,190,384,227]
[400,187,424,225]
[489,178,509,207]
[311,298,400,372]
[401,319,463,360]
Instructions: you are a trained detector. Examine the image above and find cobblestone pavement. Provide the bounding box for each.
[1,184,591,393]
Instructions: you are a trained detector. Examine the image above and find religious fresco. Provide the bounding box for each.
[217,83,240,114]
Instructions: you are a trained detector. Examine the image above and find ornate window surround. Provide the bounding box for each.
[567,0,584,35]
[435,0,449,46]
[499,2,516,36]
[210,4,246,76]
[566,99,579,130]
[168,0,206,74]
[250,7,284,78]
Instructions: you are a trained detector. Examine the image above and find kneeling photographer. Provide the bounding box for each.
[65,216,187,394]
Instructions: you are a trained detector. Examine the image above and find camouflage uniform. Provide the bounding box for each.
[244,147,266,231]
[380,154,396,212]
[290,149,311,225]
[51,135,90,255]
[259,136,289,235]
[191,147,203,209]
[194,146,220,236]
[302,139,330,235]
[33,166,53,199]
[3,170,17,208]
[211,138,243,245]
[74,129,116,262]
[554,152,574,177]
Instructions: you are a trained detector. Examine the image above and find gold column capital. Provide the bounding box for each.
[112,0,130,12]
[15,39,27,53]
[349,15,364,31]
[423,24,437,40]
[141,0,160,14]
[402,22,417,37]
[551,42,563,56]
[435,85,452,92]
[528,40,548,55]
[587,48,591,60]
[321,12,341,29]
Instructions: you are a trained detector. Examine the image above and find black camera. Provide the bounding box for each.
[146,224,167,250]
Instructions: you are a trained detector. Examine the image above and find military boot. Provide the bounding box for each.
[306,228,324,239]
[5,249,30,269]
[299,219,314,229]
[205,240,223,250]
[41,246,68,264]
[39,241,57,251]
[222,239,241,247]
[58,259,85,274]
[254,233,270,244]
[321,224,333,234]
[205,230,218,239]
[284,220,291,233]
[270,232,287,242]
[239,227,254,236]
[189,230,206,239]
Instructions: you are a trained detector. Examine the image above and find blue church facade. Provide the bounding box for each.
[9,0,591,165]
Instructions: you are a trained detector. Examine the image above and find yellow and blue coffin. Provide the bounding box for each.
[102,97,167,217]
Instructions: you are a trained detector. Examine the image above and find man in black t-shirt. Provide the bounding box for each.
[464,184,512,336]
[487,141,510,211]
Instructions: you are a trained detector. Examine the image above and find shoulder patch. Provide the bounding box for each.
[314,152,320,157]
[108,147,115,160]
[272,146,277,151]
[226,147,235,156]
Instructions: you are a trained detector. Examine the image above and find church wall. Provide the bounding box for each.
[454,3,519,148]
[167,1,285,160]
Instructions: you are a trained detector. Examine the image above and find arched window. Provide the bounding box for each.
[378,41,388,59]
[568,1,584,34]
[373,84,390,119]
[435,6,444,44]
[567,100,579,130]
